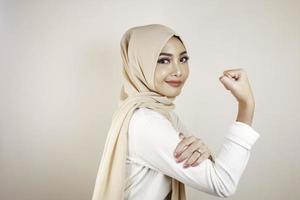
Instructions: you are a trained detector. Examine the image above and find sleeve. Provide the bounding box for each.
[130,110,260,198]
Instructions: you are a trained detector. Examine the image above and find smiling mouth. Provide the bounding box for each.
[165,81,182,87]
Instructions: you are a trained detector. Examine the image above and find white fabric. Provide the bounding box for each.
[125,107,260,199]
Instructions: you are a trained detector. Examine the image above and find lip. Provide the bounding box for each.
[165,80,183,87]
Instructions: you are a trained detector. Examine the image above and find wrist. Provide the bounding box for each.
[237,100,255,126]
[238,98,255,108]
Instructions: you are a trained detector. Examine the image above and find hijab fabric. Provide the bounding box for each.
[92,24,194,200]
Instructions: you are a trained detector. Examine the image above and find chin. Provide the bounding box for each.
[163,90,182,98]
[156,83,184,98]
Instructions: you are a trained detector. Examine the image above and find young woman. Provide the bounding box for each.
[92,24,260,200]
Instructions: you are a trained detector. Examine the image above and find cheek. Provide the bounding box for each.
[155,66,170,84]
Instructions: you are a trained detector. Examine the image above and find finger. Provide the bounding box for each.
[183,145,211,165]
[176,141,204,162]
[174,136,197,157]
[174,133,187,156]
[219,75,233,90]
[223,69,245,80]
[224,73,237,81]
[183,152,200,168]
[175,139,203,161]
[189,154,203,167]
[224,71,239,80]
[191,152,211,167]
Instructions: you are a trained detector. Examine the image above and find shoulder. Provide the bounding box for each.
[129,107,176,139]
[130,107,191,138]
[130,107,168,125]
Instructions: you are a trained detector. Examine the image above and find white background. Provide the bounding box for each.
[1,0,299,199]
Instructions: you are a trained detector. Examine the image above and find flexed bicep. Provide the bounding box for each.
[131,110,260,197]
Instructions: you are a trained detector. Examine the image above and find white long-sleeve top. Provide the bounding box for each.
[125,107,260,199]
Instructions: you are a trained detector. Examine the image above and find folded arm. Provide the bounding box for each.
[130,109,260,197]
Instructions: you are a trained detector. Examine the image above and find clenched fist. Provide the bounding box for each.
[219,68,255,105]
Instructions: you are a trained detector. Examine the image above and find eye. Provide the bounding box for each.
[180,56,189,63]
[157,58,170,64]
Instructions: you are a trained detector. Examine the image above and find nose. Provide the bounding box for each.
[173,61,182,77]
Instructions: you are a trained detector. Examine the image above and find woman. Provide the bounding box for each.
[92,24,260,200]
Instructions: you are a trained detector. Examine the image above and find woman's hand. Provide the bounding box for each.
[174,133,213,168]
[219,68,255,126]
[219,68,255,105]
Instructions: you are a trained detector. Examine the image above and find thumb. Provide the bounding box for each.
[219,75,235,91]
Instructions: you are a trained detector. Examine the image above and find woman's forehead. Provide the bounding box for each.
[160,37,187,55]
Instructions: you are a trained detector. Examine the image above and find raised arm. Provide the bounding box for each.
[175,68,257,169]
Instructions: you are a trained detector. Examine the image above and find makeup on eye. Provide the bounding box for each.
[157,56,189,64]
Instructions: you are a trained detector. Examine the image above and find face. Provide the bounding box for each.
[154,36,189,98]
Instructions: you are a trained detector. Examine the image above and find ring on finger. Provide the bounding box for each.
[194,149,203,154]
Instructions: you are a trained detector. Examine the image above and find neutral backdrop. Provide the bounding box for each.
[1,0,299,200]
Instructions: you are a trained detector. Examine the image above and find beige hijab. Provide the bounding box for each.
[92,24,208,200]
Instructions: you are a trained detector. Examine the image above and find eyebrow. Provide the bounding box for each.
[159,51,187,57]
